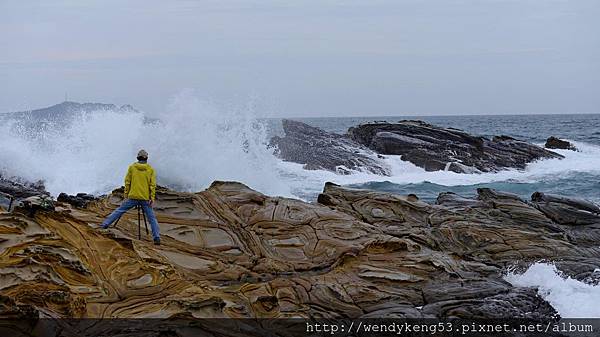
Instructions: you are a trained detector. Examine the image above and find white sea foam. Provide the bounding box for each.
[276,139,600,199]
[0,92,292,197]
[505,263,600,318]
[1,93,600,201]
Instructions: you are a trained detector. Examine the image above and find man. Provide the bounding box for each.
[100,149,161,245]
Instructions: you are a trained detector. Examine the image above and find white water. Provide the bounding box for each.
[0,92,292,197]
[276,139,600,199]
[505,263,600,318]
[2,93,600,201]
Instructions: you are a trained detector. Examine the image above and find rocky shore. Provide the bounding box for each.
[272,120,564,174]
[0,175,48,199]
[1,179,599,329]
[269,119,390,175]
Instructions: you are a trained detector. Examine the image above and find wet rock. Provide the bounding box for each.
[347,121,563,173]
[552,258,600,285]
[421,286,557,319]
[57,192,99,208]
[545,136,577,151]
[270,120,563,175]
[270,120,389,175]
[0,175,48,199]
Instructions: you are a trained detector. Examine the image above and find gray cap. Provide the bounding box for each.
[137,149,148,159]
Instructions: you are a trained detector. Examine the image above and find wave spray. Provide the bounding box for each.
[0,92,291,197]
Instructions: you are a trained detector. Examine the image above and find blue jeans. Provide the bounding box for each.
[101,199,160,240]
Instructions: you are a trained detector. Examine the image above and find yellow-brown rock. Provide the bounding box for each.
[2,180,599,324]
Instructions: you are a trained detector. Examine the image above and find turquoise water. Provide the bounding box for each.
[290,114,600,203]
[3,108,599,204]
[347,174,600,203]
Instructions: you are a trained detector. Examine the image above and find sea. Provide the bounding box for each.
[1,98,599,317]
[292,113,600,203]
[2,101,599,204]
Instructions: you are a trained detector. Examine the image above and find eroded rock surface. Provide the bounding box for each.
[347,121,563,173]
[1,181,598,329]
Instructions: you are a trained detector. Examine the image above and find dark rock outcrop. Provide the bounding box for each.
[270,119,389,175]
[0,175,48,199]
[347,121,563,173]
[545,136,577,151]
[270,120,564,175]
[57,192,99,208]
[532,192,600,226]
[2,180,598,325]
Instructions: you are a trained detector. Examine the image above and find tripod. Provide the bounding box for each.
[110,204,149,240]
[0,192,14,212]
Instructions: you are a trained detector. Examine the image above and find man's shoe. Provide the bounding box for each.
[153,238,161,246]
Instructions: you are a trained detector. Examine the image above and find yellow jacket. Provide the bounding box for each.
[124,162,156,201]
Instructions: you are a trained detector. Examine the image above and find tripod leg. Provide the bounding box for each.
[141,206,149,235]
[137,205,141,240]
[111,215,122,228]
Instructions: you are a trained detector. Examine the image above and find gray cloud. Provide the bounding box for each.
[1,0,598,116]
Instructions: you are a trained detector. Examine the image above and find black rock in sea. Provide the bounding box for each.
[347,121,563,173]
[270,119,564,174]
[545,136,577,151]
[0,175,48,199]
[269,119,390,175]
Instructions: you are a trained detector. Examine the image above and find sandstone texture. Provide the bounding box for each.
[1,180,599,335]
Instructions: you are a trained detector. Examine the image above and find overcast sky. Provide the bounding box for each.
[1,0,598,117]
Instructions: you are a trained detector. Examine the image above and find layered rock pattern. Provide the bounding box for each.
[1,181,599,325]
[270,119,390,175]
[347,121,563,173]
[270,120,563,175]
